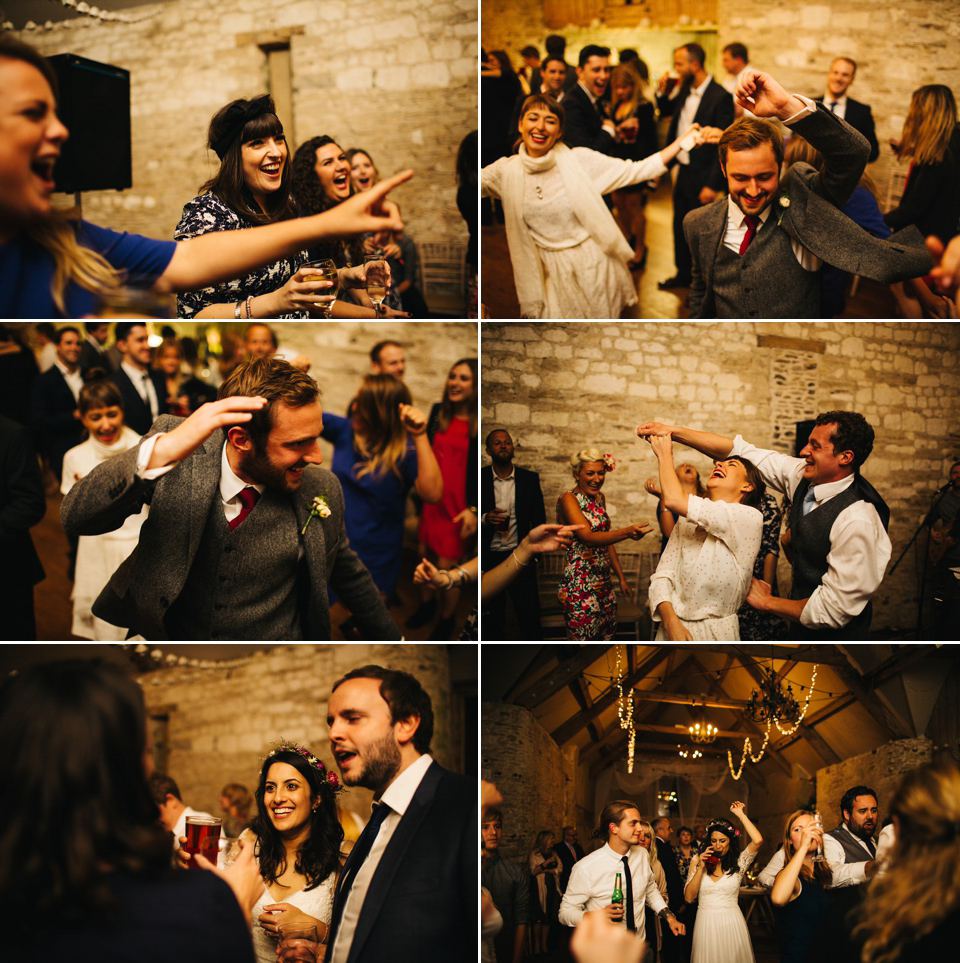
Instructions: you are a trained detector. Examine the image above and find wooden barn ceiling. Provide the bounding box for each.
[485,645,958,786]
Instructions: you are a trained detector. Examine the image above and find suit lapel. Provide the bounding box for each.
[186,437,223,569]
[346,762,442,963]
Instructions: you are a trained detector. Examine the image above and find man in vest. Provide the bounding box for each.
[637,411,891,639]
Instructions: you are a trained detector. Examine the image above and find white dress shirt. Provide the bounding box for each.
[675,75,713,165]
[729,436,892,629]
[329,753,435,963]
[558,843,667,942]
[53,358,84,403]
[489,467,518,552]
[756,829,871,888]
[121,359,160,421]
[823,92,847,121]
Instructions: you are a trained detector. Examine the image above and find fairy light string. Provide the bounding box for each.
[615,646,636,774]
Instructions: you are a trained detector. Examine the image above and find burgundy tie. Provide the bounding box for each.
[229,486,260,530]
[739,215,760,256]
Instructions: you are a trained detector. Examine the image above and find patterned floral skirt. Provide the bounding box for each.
[557,561,617,640]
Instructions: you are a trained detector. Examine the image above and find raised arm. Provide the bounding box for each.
[648,434,689,517]
[729,801,762,854]
[638,421,734,460]
[400,404,443,503]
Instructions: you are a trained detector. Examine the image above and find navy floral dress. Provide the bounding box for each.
[737,492,788,639]
[174,193,309,318]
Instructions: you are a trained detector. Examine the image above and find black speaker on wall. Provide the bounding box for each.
[48,53,131,194]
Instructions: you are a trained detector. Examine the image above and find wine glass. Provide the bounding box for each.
[363,253,389,317]
[812,810,825,862]
[302,259,339,319]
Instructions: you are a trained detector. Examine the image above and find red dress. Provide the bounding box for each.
[419,416,470,559]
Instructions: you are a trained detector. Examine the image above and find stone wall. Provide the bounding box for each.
[20,0,476,248]
[480,321,960,635]
[481,700,572,862]
[816,735,933,827]
[482,0,960,211]
[138,643,454,823]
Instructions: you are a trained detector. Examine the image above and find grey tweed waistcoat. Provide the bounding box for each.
[164,492,302,640]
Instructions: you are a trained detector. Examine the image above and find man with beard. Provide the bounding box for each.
[482,809,531,963]
[61,357,398,640]
[684,68,931,318]
[324,665,474,963]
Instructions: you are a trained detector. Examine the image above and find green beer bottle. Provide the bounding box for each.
[611,871,624,922]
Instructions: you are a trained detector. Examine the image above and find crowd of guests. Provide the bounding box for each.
[480,409,958,641]
[0,321,479,641]
[0,659,474,963]
[1,35,476,319]
[481,33,959,319]
[481,765,960,963]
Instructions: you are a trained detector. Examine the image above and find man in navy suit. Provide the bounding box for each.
[481,429,546,639]
[656,43,734,289]
[324,665,473,963]
[31,325,85,482]
[815,57,879,162]
[109,322,168,435]
[562,45,639,153]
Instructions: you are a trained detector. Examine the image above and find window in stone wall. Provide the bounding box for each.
[149,711,170,774]
[759,334,825,456]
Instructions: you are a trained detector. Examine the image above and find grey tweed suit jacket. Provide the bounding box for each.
[685,104,933,318]
[60,415,400,641]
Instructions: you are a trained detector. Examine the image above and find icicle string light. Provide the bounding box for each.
[615,645,636,774]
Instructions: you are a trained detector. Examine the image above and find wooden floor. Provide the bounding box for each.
[481,179,900,320]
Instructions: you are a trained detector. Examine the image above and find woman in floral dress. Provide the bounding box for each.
[556,448,652,640]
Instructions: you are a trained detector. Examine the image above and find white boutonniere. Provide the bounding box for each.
[301,494,332,535]
[777,194,790,226]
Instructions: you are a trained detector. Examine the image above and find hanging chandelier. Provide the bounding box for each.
[688,719,718,744]
[746,665,801,724]
[728,664,819,780]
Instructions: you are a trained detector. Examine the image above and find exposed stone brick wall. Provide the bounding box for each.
[138,643,453,823]
[481,321,960,634]
[19,0,475,250]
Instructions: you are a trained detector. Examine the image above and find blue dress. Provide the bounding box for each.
[1,221,176,318]
[321,413,418,597]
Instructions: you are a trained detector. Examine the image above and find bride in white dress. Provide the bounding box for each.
[234,743,344,963]
[481,93,721,318]
[684,802,763,963]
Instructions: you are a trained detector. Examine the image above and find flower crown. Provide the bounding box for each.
[602,453,616,472]
[707,818,740,838]
[262,740,343,794]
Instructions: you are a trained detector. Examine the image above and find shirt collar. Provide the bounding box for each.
[825,92,847,108]
[379,753,433,815]
[578,80,599,105]
[691,75,711,98]
[219,441,264,504]
[726,195,773,228]
[493,465,516,482]
[809,472,856,502]
[53,357,78,379]
[121,359,149,382]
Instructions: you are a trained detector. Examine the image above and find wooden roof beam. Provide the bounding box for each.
[511,644,610,709]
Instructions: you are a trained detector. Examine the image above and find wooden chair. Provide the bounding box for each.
[418,241,467,317]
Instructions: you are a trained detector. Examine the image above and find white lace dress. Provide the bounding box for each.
[251,874,335,963]
[687,850,756,963]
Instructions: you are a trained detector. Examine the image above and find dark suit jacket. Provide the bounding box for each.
[815,95,879,162]
[30,365,84,472]
[655,836,684,910]
[109,366,169,436]
[329,761,475,963]
[658,78,734,193]
[0,415,46,587]
[562,83,614,153]
[552,840,585,894]
[59,415,400,641]
[79,339,113,378]
[684,105,932,318]
[480,464,546,561]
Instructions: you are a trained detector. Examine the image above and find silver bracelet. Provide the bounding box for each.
[245,295,253,319]
[234,301,243,319]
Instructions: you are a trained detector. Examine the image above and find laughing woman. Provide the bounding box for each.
[175,96,335,319]
[238,744,343,963]
[481,93,715,318]
[641,428,764,641]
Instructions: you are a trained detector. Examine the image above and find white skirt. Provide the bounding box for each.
[537,235,637,319]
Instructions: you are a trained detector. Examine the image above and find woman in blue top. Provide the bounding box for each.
[321,373,442,599]
[0,36,409,319]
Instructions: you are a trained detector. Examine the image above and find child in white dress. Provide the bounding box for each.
[61,380,146,641]
[644,432,764,640]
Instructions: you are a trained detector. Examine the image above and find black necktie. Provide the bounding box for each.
[864,836,876,858]
[621,855,636,932]
[328,802,391,951]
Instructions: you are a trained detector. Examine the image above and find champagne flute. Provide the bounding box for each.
[302,258,339,319]
[363,253,389,317]
[812,810,825,861]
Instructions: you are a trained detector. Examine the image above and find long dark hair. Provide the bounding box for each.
[291,136,364,266]
[704,818,742,876]
[0,661,171,947]
[436,357,478,437]
[248,748,343,889]
[201,97,299,226]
